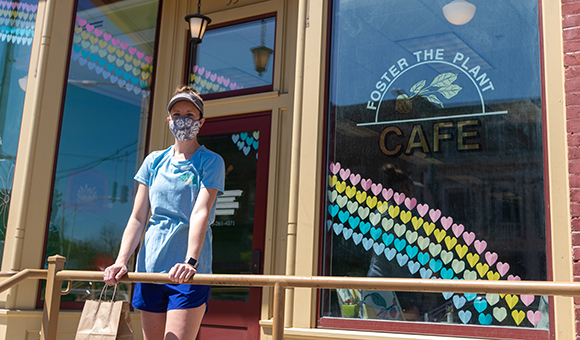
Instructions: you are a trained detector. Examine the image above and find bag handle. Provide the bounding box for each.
[98,284,118,302]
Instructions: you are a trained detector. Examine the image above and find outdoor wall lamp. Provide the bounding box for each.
[185,0,211,44]
[250,19,273,77]
[443,0,476,25]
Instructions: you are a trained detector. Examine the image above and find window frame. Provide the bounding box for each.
[184,12,277,101]
[316,0,554,339]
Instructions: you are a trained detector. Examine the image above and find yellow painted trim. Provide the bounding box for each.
[541,0,575,339]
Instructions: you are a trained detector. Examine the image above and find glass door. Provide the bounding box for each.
[197,112,271,339]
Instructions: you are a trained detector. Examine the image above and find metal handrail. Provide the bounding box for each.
[2,256,580,340]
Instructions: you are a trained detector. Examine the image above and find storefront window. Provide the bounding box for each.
[187,14,275,99]
[321,0,548,337]
[43,0,159,304]
[0,0,38,262]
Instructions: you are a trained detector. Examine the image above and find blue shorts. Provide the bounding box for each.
[132,282,211,313]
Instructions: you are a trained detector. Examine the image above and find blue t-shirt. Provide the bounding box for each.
[134,145,225,274]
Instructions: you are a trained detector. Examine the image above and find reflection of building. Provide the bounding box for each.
[0,0,577,339]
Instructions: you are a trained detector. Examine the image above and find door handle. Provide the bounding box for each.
[251,249,261,274]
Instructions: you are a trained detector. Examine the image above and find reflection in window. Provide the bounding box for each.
[44,0,159,303]
[321,0,547,336]
[187,15,275,98]
[0,0,39,262]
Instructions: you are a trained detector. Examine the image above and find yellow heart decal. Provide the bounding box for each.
[466,253,479,267]
[336,181,347,194]
[444,236,457,250]
[423,222,435,236]
[476,263,489,278]
[388,205,400,219]
[505,295,519,309]
[356,191,367,204]
[90,36,99,44]
[366,196,377,209]
[345,185,356,198]
[124,54,134,62]
[400,210,411,224]
[377,201,388,214]
[99,40,108,48]
[455,244,468,259]
[116,49,125,58]
[328,175,337,188]
[486,271,500,281]
[511,310,525,325]
[81,31,90,40]
[434,228,446,243]
[411,217,423,230]
[108,45,116,53]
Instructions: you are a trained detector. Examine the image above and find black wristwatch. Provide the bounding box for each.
[186,257,199,269]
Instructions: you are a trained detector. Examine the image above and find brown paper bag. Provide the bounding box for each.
[75,285,133,340]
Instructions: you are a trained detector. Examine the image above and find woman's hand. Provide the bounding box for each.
[103,263,128,286]
[168,262,197,283]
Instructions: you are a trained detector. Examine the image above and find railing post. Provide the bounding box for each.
[40,255,66,340]
[272,282,285,340]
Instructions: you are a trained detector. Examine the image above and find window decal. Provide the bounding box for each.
[327,161,546,327]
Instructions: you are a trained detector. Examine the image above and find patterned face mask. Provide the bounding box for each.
[169,117,201,143]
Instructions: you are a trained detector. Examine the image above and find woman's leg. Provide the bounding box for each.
[140,311,167,340]
[165,303,206,340]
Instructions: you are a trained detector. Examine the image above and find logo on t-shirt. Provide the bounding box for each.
[178,173,197,185]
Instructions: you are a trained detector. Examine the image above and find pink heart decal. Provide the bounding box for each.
[111,38,120,46]
[120,42,129,50]
[210,73,217,82]
[86,23,94,32]
[417,204,429,217]
[474,240,487,254]
[145,56,153,64]
[329,162,340,175]
[361,179,372,191]
[128,47,137,55]
[217,75,224,84]
[205,70,211,79]
[382,188,393,201]
[497,262,510,277]
[451,223,463,236]
[393,192,405,205]
[230,82,238,90]
[94,28,103,37]
[521,295,535,306]
[103,32,112,41]
[349,174,361,186]
[441,217,453,231]
[197,66,205,75]
[507,274,520,281]
[484,251,498,266]
[137,51,145,59]
[371,183,382,196]
[223,78,230,87]
[526,311,542,326]
[193,65,198,73]
[429,209,441,223]
[339,168,350,181]
[77,17,87,27]
[462,231,475,246]
[404,197,417,210]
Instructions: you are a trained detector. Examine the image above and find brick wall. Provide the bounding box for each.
[563,1,580,338]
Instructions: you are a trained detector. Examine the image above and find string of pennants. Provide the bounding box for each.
[188,64,244,94]
[0,1,37,46]
[72,16,153,98]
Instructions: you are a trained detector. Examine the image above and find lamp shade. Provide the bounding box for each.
[250,45,273,76]
[185,13,212,44]
[443,0,476,25]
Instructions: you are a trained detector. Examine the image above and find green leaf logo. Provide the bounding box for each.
[394,72,462,113]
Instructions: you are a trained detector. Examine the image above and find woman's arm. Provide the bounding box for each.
[103,183,150,285]
[168,186,219,283]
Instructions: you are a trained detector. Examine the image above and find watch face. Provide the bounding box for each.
[187,257,198,268]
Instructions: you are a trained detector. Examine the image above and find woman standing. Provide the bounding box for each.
[103,86,225,339]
